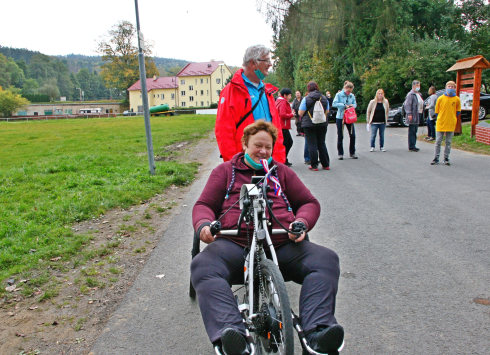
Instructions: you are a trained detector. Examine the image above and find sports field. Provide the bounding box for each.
[0,115,216,282]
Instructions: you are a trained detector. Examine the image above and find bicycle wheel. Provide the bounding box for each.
[252,259,294,355]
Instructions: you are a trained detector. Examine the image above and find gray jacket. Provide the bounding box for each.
[427,94,437,120]
[404,90,423,125]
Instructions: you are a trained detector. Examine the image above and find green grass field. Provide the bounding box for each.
[0,115,216,282]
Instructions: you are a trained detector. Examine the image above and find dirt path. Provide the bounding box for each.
[0,132,217,355]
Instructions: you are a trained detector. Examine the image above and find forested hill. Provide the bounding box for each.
[0,46,189,76]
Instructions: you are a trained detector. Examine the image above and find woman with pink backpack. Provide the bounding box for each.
[332,81,358,160]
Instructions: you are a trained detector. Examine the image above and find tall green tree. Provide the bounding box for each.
[0,87,29,117]
[97,20,159,101]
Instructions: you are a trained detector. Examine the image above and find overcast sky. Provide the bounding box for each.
[1,0,274,67]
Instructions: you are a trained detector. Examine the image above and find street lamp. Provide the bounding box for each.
[76,87,82,102]
[219,63,224,90]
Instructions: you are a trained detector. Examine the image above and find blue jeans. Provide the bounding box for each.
[408,124,419,149]
[304,137,310,161]
[370,124,385,148]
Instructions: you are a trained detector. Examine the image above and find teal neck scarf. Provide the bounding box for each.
[244,153,272,170]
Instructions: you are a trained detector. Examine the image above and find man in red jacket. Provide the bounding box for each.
[215,45,286,163]
[275,87,294,166]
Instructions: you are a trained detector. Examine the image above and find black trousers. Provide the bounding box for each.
[303,126,330,168]
[336,119,356,156]
[191,238,340,343]
[282,129,293,163]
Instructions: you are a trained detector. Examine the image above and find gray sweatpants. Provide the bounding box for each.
[434,131,454,160]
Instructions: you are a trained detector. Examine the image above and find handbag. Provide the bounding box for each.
[343,107,357,124]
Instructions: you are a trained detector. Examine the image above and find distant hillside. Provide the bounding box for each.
[0,46,190,75]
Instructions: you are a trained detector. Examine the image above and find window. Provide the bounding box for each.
[217,90,221,96]
[207,101,209,106]
[195,79,197,84]
[196,90,197,95]
[140,94,142,98]
[201,101,204,107]
[189,85,193,90]
[161,94,165,99]
[189,96,194,102]
[207,78,209,83]
[181,79,185,84]
[181,91,186,96]
[181,102,186,107]
[200,78,203,84]
[216,79,221,84]
[207,90,209,95]
[171,93,175,99]
[200,90,204,96]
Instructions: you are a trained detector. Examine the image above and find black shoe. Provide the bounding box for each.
[444,158,450,166]
[409,148,419,152]
[350,154,358,159]
[285,162,293,167]
[338,156,343,160]
[221,328,250,355]
[306,324,344,355]
[296,133,302,136]
[431,158,439,165]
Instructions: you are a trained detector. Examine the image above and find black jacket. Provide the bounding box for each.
[300,91,329,128]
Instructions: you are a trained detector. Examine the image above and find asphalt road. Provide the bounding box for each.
[92,124,490,355]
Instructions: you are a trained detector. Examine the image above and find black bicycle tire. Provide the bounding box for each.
[254,259,294,354]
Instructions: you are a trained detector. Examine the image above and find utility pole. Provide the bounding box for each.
[76,87,82,102]
[135,0,156,175]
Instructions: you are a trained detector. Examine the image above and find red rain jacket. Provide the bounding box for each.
[275,96,294,129]
[215,69,286,163]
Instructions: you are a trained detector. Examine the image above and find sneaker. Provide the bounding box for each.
[309,166,319,171]
[306,324,344,355]
[350,154,358,159]
[338,156,343,160]
[370,147,375,152]
[285,162,292,167]
[221,328,250,355]
[428,137,435,141]
[296,133,302,136]
[444,159,450,166]
[323,167,330,170]
[424,136,430,140]
[380,147,386,152]
[304,160,311,164]
[409,148,419,152]
[431,158,439,165]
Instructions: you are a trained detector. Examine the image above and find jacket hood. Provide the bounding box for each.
[231,69,278,96]
[307,90,322,100]
[230,152,277,171]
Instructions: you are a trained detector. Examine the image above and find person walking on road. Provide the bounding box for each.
[366,89,389,152]
[276,87,295,166]
[292,90,303,136]
[404,80,423,152]
[298,82,330,171]
[215,44,286,163]
[426,86,437,141]
[431,81,461,166]
[333,81,358,159]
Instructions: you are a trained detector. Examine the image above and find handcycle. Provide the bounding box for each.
[189,166,344,355]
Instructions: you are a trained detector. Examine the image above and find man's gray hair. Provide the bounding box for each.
[242,45,270,67]
[412,80,420,87]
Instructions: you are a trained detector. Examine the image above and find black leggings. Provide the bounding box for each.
[282,129,293,163]
[303,125,329,168]
[191,238,340,343]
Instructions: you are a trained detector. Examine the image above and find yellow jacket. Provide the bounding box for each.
[435,95,461,132]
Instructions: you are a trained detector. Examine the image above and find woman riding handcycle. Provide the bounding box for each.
[191,121,344,355]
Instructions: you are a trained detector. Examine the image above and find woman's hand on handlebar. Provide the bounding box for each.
[288,222,306,243]
[199,226,215,244]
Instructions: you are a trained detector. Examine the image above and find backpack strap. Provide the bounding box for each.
[236,88,264,129]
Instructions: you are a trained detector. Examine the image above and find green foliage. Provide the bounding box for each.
[0,114,216,281]
[0,53,25,89]
[97,21,159,100]
[37,78,60,101]
[0,87,30,117]
[22,93,49,103]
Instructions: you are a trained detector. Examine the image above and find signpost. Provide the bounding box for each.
[447,55,490,137]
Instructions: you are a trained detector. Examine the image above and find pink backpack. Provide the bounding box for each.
[343,107,357,124]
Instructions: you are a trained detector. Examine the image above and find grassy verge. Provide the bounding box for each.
[0,114,215,283]
[418,119,490,155]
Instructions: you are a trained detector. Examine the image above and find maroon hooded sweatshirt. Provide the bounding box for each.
[192,152,321,248]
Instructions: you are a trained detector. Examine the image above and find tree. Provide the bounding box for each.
[22,78,39,95]
[0,54,25,89]
[28,54,56,81]
[37,78,60,101]
[97,20,158,100]
[0,88,29,117]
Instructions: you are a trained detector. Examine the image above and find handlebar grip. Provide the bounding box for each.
[291,221,306,234]
[210,221,222,236]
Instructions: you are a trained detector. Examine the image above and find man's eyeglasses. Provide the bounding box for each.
[257,59,272,65]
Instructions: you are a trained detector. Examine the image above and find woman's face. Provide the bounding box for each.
[377,91,384,100]
[344,87,353,94]
[243,130,274,163]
